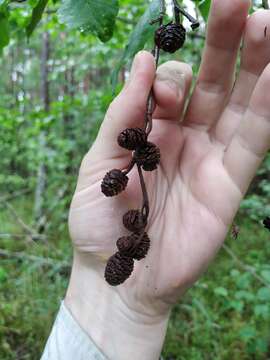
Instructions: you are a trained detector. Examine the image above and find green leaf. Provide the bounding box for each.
[261,270,270,282]
[254,304,269,318]
[214,287,228,297]
[58,0,119,42]
[111,0,161,92]
[235,290,254,302]
[229,300,244,312]
[239,326,257,342]
[257,287,270,301]
[198,0,211,21]
[0,267,7,282]
[0,8,9,52]
[26,0,49,38]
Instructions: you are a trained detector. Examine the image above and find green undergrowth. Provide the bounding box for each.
[0,197,269,359]
[163,218,270,360]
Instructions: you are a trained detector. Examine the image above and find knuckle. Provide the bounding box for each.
[245,10,270,47]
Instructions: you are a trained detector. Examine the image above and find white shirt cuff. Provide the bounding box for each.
[41,301,107,360]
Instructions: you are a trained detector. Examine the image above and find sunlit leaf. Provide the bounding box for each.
[58,0,119,42]
[0,8,9,52]
[26,0,50,38]
[111,0,160,91]
[198,0,211,21]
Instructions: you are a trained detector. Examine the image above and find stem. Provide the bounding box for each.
[262,0,269,9]
[137,164,149,220]
[173,0,200,29]
[123,157,136,176]
[129,164,149,249]
[144,0,164,136]
[173,0,181,25]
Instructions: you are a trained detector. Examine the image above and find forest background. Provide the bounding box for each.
[0,0,269,359]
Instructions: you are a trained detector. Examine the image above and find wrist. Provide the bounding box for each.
[65,251,170,360]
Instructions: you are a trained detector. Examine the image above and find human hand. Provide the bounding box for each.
[66,1,270,359]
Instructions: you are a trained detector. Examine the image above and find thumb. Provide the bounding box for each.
[91,51,156,160]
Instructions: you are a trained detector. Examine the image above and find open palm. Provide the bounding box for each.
[69,1,270,316]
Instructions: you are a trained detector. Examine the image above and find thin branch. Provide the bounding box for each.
[36,184,68,233]
[137,164,149,220]
[222,244,270,289]
[0,248,70,270]
[144,0,165,136]
[0,189,31,203]
[3,201,44,241]
[0,233,45,240]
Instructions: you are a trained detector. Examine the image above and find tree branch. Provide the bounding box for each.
[0,248,70,271]
[3,201,45,241]
[0,189,31,203]
[222,244,270,289]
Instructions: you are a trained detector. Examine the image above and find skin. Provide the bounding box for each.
[65,1,270,359]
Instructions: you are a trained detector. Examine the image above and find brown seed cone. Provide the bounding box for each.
[101,169,128,197]
[263,217,270,231]
[135,142,160,171]
[117,232,150,261]
[117,128,147,150]
[104,252,134,286]
[123,209,146,232]
[155,23,186,53]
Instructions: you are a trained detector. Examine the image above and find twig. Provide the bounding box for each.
[0,233,32,239]
[3,201,44,241]
[0,233,45,240]
[222,244,270,289]
[137,164,149,220]
[0,248,70,270]
[173,0,200,29]
[0,189,31,203]
[144,0,165,136]
[36,184,68,233]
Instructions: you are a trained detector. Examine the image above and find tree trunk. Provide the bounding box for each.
[34,31,50,232]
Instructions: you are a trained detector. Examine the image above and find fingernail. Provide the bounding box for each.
[156,67,185,96]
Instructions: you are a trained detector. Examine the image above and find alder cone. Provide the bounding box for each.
[117,232,150,260]
[104,252,134,286]
[263,217,270,231]
[155,23,186,53]
[123,209,146,232]
[117,128,147,150]
[135,142,160,171]
[101,169,128,197]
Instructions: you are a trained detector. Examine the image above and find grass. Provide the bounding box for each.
[0,196,269,359]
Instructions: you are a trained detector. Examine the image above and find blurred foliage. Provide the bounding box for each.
[0,0,269,359]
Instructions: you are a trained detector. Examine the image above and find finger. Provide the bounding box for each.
[223,64,270,195]
[92,51,156,159]
[153,61,193,121]
[183,0,250,130]
[215,10,270,146]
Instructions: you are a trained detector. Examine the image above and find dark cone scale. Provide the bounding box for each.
[263,217,270,231]
[135,142,160,171]
[105,252,134,286]
[155,23,186,53]
[117,232,150,261]
[118,128,147,150]
[101,169,128,197]
[123,209,146,232]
